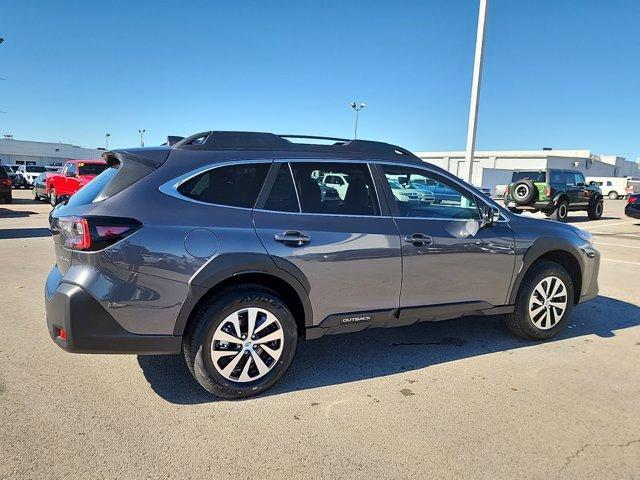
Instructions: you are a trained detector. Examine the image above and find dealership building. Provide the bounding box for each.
[0,137,103,168]
[416,149,640,194]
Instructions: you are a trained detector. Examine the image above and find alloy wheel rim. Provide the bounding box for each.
[528,276,567,330]
[211,307,284,383]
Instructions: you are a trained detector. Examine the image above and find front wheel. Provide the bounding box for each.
[183,286,298,399]
[505,261,574,340]
[608,191,619,200]
[49,189,57,206]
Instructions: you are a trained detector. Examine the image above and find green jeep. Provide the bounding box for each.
[505,169,603,221]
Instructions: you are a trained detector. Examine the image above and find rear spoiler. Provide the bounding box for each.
[102,147,171,169]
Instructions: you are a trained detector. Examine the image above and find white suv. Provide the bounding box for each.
[16,165,47,188]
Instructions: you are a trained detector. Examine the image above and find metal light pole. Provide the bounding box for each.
[464,0,488,185]
[105,133,111,150]
[138,129,146,147]
[350,102,366,139]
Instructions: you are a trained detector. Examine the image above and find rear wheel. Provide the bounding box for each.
[608,191,619,200]
[505,261,574,340]
[183,286,298,399]
[588,198,604,220]
[550,199,568,222]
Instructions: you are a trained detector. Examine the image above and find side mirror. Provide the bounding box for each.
[65,171,75,177]
[480,204,500,227]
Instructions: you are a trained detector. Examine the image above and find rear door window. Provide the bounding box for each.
[290,162,379,216]
[177,163,270,208]
[564,172,576,185]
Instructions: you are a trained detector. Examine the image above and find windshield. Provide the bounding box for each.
[513,171,546,182]
[26,166,46,173]
[78,163,107,176]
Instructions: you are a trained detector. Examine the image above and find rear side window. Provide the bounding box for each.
[177,163,270,208]
[263,164,299,212]
[512,171,546,182]
[290,162,379,216]
[563,172,576,185]
[79,163,107,176]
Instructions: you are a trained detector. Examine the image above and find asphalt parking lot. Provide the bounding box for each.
[1,189,639,479]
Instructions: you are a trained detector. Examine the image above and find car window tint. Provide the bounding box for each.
[177,163,270,208]
[290,162,379,216]
[550,171,563,183]
[382,165,479,219]
[575,173,585,185]
[264,164,299,212]
[564,172,576,185]
[67,164,77,175]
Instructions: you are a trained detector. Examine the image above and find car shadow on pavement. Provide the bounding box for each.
[0,208,39,218]
[137,295,640,404]
[0,227,51,239]
[565,216,619,223]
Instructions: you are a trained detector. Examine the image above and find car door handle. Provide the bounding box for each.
[274,231,311,245]
[404,233,433,246]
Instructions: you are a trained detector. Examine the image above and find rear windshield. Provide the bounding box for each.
[65,167,118,207]
[512,171,546,182]
[26,166,46,173]
[78,163,107,176]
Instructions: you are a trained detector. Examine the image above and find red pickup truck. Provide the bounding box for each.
[46,159,107,205]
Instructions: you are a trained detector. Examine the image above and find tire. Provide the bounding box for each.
[608,191,619,200]
[505,261,574,340]
[588,198,604,220]
[33,189,39,201]
[183,286,298,399]
[508,207,521,214]
[512,180,537,205]
[550,198,568,222]
[49,189,57,206]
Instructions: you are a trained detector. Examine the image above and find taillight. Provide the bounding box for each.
[629,195,639,204]
[545,186,552,197]
[1,178,11,187]
[58,216,141,251]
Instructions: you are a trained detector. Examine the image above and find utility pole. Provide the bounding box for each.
[350,102,366,139]
[464,0,488,185]
[138,129,146,147]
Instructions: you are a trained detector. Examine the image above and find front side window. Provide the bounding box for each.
[67,164,77,175]
[290,162,379,216]
[575,172,586,185]
[382,165,479,219]
[177,163,270,207]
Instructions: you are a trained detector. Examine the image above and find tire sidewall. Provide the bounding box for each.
[552,199,568,221]
[514,262,574,340]
[190,290,298,399]
[512,180,536,205]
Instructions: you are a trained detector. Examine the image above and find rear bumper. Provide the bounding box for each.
[45,266,182,354]
[505,199,555,210]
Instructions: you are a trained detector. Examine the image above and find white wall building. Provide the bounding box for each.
[415,149,640,193]
[0,137,103,167]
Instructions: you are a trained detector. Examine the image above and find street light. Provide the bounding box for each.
[138,129,146,147]
[105,133,111,149]
[350,102,366,139]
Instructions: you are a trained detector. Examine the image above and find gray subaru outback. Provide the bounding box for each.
[45,132,600,399]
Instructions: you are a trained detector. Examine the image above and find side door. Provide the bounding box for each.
[574,172,590,206]
[65,163,80,194]
[563,170,581,206]
[253,160,402,328]
[376,163,516,310]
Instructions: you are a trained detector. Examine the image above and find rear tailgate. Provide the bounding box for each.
[49,147,170,273]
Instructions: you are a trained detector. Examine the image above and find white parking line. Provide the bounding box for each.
[602,258,640,266]
[582,220,637,230]
[595,242,640,249]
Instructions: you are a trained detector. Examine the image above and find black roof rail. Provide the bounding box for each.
[172,131,418,159]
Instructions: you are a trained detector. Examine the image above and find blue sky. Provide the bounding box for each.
[1,0,638,160]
